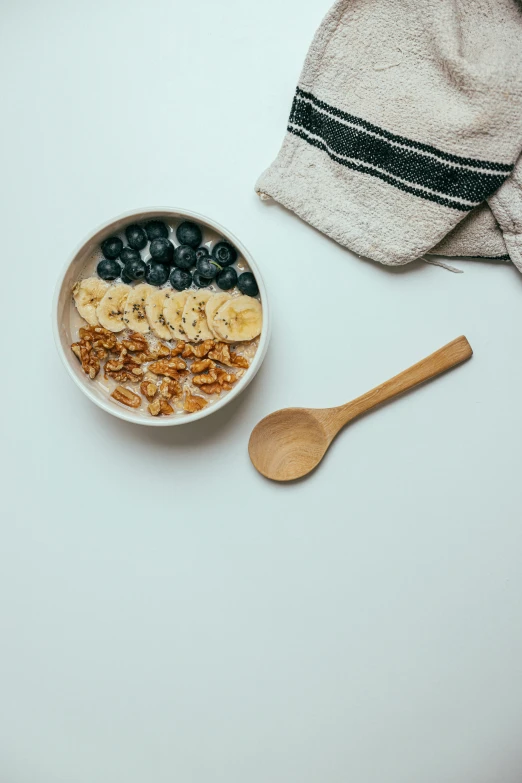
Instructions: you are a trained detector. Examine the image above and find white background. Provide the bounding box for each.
[2,1,522,782]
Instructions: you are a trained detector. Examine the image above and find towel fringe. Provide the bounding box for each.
[421,256,464,274]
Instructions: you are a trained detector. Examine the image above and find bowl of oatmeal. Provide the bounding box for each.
[53,208,269,425]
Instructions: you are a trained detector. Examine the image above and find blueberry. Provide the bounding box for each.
[145,220,168,241]
[212,241,237,267]
[120,247,142,266]
[170,267,193,291]
[176,221,202,249]
[121,267,134,284]
[125,223,147,250]
[237,272,259,297]
[195,246,209,262]
[101,236,123,259]
[123,256,146,281]
[97,258,122,281]
[150,237,174,264]
[196,256,218,279]
[173,244,196,270]
[145,261,169,286]
[192,271,212,288]
[215,266,238,290]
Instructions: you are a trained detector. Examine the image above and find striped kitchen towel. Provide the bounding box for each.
[256,0,522,271]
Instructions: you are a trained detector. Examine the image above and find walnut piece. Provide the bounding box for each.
[159,399,174,415]
[184,393,209,412]
[190,358,216,374]
[140,381,158,401]
[193,366,237,393]
[208,342,232,365]
[149,358,187,378]
[215,367,236,386]
[134,351,155,363]
[148,398,174,416]
[122,333,148,353]
[72,326,113,380]
[105,358,124,373]
[71,337,100,380]
[208,342,250,369]
[138,344,170,361]
[79,325,118,351]
[196,367,237,394]
[105,353,144,384]
[199,382,223,395]
[182,340,214,359]
[155,343,171,358]
[111,386,141,408]
[171,341,187,357]
[159,378,182,400]
[230,352,249,369]
[190,358,239,389]
[192,368,218,386]
[148,399,161,416]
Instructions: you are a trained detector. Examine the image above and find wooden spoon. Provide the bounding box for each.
[249,336,472,482]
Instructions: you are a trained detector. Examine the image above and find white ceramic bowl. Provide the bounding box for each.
[53,207,270,426]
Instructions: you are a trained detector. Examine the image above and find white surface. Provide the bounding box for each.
[1,1,522,782]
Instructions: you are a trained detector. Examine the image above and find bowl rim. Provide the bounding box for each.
[52,206,270,426]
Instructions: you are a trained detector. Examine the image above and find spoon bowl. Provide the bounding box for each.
[249,336,473,482]
[249,408,330,481]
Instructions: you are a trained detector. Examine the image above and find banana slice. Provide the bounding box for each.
[123,283,152,334]
[145,288,171,340]
[163,290,190,341]
[212,295,262,342]
[205,292,232,339]
[96,283,131,332]
[182,291,213,342]
[73,277,110,326]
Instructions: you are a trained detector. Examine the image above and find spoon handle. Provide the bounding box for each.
[333,336,472,430]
